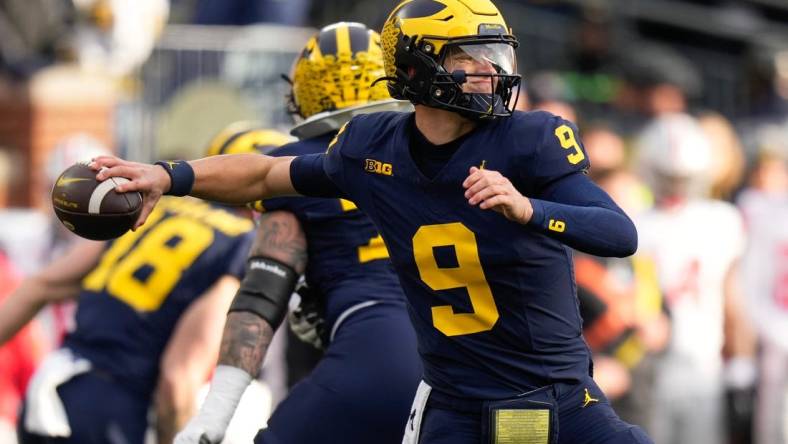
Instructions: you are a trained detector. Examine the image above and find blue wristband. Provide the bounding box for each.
[155,160,194,196]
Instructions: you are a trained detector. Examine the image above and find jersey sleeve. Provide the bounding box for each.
[289,153,345,198]
[293,116,380,210]
[526,116,591,194]
[321,118,372,207]
[256,151,344,211]
[526,172,638,258]
[322,121,353,191]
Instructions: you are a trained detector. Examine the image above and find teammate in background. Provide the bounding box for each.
[0,196,256,444]
[0,138,108,444]
[95,1,651,442]
[200,127,296,444]
[635,113,757,444]
[205,123,293,158]
[177,22,422,444]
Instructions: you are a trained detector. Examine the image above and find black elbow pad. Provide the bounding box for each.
[228,256,299,328]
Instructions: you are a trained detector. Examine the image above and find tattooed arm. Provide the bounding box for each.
[174,211,307,444]
[219,210,307,373]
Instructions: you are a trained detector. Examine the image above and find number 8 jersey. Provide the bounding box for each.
[310,111,595,400]
[63,197,254,396]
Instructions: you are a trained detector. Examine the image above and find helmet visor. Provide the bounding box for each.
[441,43,516,77]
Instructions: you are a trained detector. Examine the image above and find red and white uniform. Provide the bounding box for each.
[739,190,788,444]
[637,198,745,444]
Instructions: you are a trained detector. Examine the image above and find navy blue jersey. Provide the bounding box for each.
[261,134,405,326]
[314,111,597,399]
[64,197,254,397]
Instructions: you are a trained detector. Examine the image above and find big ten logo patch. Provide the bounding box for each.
[364,159,393,176]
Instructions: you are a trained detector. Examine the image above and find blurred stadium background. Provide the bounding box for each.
[1,0,788,443]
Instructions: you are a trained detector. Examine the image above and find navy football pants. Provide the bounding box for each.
[256,301,422,444]
[18,370,148,444]
[418,375,653,444]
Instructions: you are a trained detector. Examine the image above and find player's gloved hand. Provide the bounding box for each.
[288,281,326,349]
[174,420,222,444]
[174,366,252,444]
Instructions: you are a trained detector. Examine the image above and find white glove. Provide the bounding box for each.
[173,421,217,444]
[174,366,252,444]
[287,282,326,349]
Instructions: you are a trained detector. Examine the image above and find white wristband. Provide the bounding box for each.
[723,357,757,389]
[193,365,253,440]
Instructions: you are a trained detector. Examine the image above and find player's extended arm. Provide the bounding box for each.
[175,211,307,444]
[91,154,297,229]
[155,274,242,444]
[0,240,104,345]
[464,167,637,257]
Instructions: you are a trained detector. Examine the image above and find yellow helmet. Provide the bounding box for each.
[205,122,292,156]
[288,22,391,119]
[381,0,521,119]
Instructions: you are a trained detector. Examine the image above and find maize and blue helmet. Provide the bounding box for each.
[381,0,521,120]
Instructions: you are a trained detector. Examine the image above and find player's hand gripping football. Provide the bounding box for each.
[90,156,172,230]
[463,166,533,224]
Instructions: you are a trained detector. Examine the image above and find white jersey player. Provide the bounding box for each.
[739,189,788,444]
[635,114,753,444]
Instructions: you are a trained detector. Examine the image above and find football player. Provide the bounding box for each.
[94,1,652,442]
[176,22,422,444]
[739,159,788,444]
[635,113,756,444]
[0,194,259,444]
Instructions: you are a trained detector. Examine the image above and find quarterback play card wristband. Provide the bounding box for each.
[155,160,194,196]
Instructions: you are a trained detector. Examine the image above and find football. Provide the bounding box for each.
[51,162,142,240]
